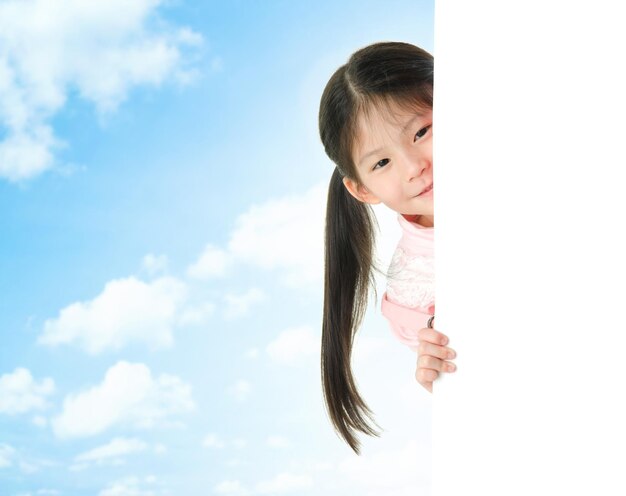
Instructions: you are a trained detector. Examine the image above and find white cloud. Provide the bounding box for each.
[142,254,168,276]
[177,301,215,327]
[214,480,247,495]
[232,438,247,449]
[186,244,231,279]
[13,490,61,496]
[75,437,149,464]
[265,327,318,365]
[0,444,47,474]
[205,437,248,452]
[254,473,313,494]
[38,276,188,354]
[229,380,251,402]
[154,444,167,455]
[0,367,55,415]
[0,443,16,468]
[338,440,426,494]
[32,415,48,427]
[203,434,225,449]
[0,126,59,182]
[227,183,326,288]
[211,56,224,72]
[244,348,259,359]
[99,476,157,496]
[0,0,203,182]
[52,361,194,439]
[266,436,290,449]
[312,461,333,471]
[188,182,326,292]
[223,288,265,320]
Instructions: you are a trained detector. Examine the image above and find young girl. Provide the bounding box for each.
[319,41,457,454]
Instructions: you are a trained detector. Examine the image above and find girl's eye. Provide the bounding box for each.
[414,125,431,142]
[373,158,390,170]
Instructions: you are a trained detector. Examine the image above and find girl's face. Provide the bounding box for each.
[343,104,433,219]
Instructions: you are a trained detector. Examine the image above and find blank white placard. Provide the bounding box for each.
[432,1,626,494]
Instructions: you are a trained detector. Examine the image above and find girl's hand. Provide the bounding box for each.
[415,327,456,393]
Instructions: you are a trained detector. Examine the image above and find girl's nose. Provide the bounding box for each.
[403,156,428,182]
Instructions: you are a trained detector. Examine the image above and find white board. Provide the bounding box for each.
[433,1,626,494]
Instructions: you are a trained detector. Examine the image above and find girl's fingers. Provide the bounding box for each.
[416,367,439,383]
[417,354,457,373]
[417,327,448,346]
[418,341,456,360]
[415,328,457,392]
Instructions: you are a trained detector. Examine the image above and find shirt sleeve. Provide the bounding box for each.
[381,292,435,353]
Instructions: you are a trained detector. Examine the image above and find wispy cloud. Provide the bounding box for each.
[0,368,55,415]
[71,437,151,471]
[244,348,259,359]
[203,433,225,449]
[177,301,216,327]
[266,436,290,449]
[228,380,251,403]
[188,182,326,290]
[0,0,203,182]
[52,361,194,439]
[76,437,148,462]
[254,472,313,494]
[223,288,265,320]
[142,254,169,276]
[214,479,247,495]
[0,443,15,468]
[338,440,427,495]
[38,276,188,354]
[0,443,52,474]
[32,415,48,428]
[99,476,159,496]
[214,472,315,496]
[203,435,248,451]
[186,244,231,279]
[232,438,247,449]
[227,183,326,288]
[265,327,318,366]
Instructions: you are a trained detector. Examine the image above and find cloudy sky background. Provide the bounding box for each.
[1,1,435,494]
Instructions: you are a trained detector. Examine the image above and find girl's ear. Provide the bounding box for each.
[342,177,381,205]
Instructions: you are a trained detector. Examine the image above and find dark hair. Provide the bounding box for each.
[319,41,434,454]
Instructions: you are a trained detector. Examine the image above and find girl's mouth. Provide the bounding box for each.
[418,183,433,196]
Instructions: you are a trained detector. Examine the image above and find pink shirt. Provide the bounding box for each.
[381,214,435,352]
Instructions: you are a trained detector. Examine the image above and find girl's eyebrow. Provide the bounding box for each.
[358,113,427,167]
[400,113,424,134]
[358,147,384,168]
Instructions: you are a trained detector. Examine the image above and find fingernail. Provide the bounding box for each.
[442,337,448,345]
[447,350,456,359]
[448,363,456,372]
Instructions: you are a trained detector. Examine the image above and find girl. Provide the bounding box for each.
[319,41,457,454]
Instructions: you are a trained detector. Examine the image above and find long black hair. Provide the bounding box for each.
[319,41,433,454]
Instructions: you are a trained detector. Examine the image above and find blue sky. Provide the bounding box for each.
[1,1,434,494]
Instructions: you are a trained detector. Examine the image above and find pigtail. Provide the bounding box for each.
[321,167,381,454]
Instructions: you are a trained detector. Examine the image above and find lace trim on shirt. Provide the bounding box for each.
[386,247,435,309]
